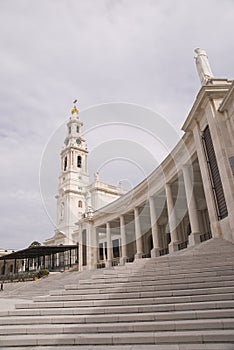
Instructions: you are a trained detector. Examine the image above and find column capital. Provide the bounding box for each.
[134,207,139,214]
[120,215,125,224]
[182,163,192,170]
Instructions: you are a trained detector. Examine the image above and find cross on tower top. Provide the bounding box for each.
[71,99,79,115]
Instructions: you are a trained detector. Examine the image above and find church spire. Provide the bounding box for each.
[54,101,89,244]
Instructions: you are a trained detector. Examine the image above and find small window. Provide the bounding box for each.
[77,156,82,168]
[64,156,67,171]
[78,200,83,208]
[60,202,64,218]
[76,126,79,133]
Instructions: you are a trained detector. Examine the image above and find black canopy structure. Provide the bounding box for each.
[0,245,77,261]
[0,245,78,275]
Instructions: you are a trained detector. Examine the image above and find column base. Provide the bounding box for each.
[169,242,179,253]
[120,256,128,265]
[135,252,143,259]
[88,263,98,271]
[150,248,161,258]
[105,260,112,268]
[79,265,88,271]
[188,232,201,246]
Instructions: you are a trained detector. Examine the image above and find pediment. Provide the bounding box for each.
[54,230,67,239]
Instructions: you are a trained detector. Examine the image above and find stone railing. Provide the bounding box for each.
[159,248,169,256]
[178,240,188,250]
[200,231,212,242]
[112,257,120,266]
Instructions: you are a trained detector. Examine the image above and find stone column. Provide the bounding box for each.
[134,207,143,259]
[93,229,99,269]
[182,165,201,245]
[78,230,83,271]
[103,242,107,261]
[193,122,218,237]
[149,196,161,257]
[87,224,98,270]
[165,183,179,252]
[106,222,113,268]
[120,215,128,265]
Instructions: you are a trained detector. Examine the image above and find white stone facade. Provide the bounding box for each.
[44,107,126,246]
[77,57,234,270]
[46,49,234,271]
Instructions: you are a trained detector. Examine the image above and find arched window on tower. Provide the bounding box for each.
[78,200,83,208]
[64,156,67,171]
[76,126,79,133]
[77,156,82,168]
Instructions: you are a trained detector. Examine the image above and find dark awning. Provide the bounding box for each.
[0,245,78,260]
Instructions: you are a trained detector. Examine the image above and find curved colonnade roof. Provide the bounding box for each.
[86,81,233,228]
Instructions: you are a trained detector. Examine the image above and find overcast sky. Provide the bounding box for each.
[0,0,233,249]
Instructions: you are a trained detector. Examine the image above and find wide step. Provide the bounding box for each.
[1,318,234,335]
[1,330,234,347]
[0,238,234,348]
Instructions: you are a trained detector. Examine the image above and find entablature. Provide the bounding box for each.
[182,81,232,132]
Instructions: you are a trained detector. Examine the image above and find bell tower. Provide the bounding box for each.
[55,101,89,244]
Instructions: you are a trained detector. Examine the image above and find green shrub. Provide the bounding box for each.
[37,269,49,278]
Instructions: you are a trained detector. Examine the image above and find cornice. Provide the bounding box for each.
[219,81,234,112]
[182,81,231,132]
[60,146,88,156]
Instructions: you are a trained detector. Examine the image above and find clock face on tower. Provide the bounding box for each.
[76,138,81,145]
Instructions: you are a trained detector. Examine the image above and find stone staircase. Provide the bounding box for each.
[0,268,99,300]
[0,238,234,349]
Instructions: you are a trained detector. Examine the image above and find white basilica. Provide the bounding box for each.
[42,48,234,272]
[1,48,234,277]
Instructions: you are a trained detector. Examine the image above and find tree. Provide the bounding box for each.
[29,241,41,247]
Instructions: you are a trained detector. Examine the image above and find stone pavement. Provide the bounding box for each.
[0,298,28,311]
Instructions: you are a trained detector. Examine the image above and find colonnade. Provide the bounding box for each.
[78,159,212,270]
[77,79,234,270]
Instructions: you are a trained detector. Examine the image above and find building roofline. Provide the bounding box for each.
[219,81,234,112]
[182,80,232,132]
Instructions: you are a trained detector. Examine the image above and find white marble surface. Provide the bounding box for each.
[0,297,27,311]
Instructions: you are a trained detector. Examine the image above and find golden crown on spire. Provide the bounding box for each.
[71,99,79,115]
